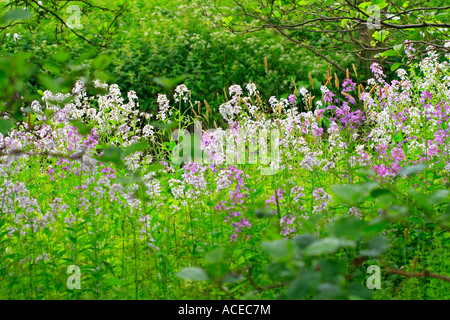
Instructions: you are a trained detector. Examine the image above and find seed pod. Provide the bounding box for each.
[264,57,268,74]
[359,83,365,92]
[358,85,361,99]
[308,72,314,90]
[204,99,212,113]
[346,68,349,79]
[323,74,331,86]
[334,73,339,89]
[404,228,409,242]
[308,95,315,107]
[343,92,354,100]
[292,77,298,95]
[352,63,358,77]
[369,84,378,94]
[327,65,331,78]
[384,86,389,97]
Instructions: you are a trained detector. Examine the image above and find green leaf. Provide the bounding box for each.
[293,234,318,249]
[52,50,71,64]
[221,16,233,27]
[205,248,223,264]
[97,147,124,167]
[222,273,244,283]
[176,267,209,281]
[340,19,348,28]
[70,120,93,136]
[204,262,227,280]
[372,30,389,42]
[381,50,399,58]
[408,189,432,212]
[358,2,371,9]
[153,75,188,90]
[146,163,165,172]
[387,205,409,218]
[44,109,55,118]
[391,62,402,71]
[91,54,113,71]
[399,164,426,177]
[284,269,320,299]
[305,238,340,255]
[0,118,13,135]
[123,141,148,157]
[331,182,377,205]
[355,168,376,177]
[262,239,289,259]
[265,262,294,281]
[393,132,403,142]
[428,190,450,206]
[359,236,388,257]
[327,216,366,240]
[1,8,32,25]
[370,189,393,208]
[255,207,276,218]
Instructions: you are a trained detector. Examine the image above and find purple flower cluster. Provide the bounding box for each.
[280,214,297,238]
[214,166,251,241]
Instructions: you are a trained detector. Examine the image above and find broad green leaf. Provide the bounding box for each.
[1,8,32,25]
[255,207,276,218]
[91,54,113,71]
[428,190,450,206]
[293,233,318,249]
[97,147,124,167]
[176,267,209,281]
[359,236,388,257]
[408,189,432,212]
[0,118,13,135]
[399,164,426,177]
[262,239,289,259]
[381,50,399,58]
[123,141,148,157]
[327,216,366,240]
[391,62,402,71]
[205,248,223,264]
[331,182,377,205]
[70,120,93,135]
[284,269,320,299]
[222,273,244,283]
[305,238,340,255]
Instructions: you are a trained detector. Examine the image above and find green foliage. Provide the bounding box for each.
[0,0,449,302]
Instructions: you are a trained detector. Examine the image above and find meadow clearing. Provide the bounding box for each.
[0,0,449,300]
